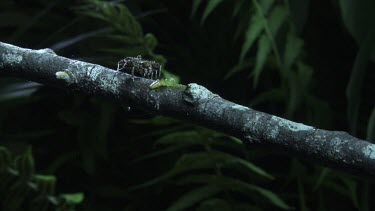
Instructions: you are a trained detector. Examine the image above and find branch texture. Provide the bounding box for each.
[1,42,375,177]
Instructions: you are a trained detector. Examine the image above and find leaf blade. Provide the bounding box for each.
[201,0,225,25]
[252,34,271,87]
[166,186,223,211]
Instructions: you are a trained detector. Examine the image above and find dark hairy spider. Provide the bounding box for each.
[117,55,162,80]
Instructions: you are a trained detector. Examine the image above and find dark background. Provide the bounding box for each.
[0,0,374,210]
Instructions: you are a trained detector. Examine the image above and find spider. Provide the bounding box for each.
[117,55,162,80]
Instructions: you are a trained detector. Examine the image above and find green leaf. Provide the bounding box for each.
[345,30,375,134]
[338,0,375,61]
[191,0,203,18]
[241,0,275,59]
[313,168,330,191]
[34,175,56,195]
[225,59,254,79]
[162,70,181,83]
[284,32,304,71]
[15,147,35,178]
[9,0,61,42]
[288,0,310,33]
[80,11,107,22]
[201,0,225,25]
[339,177,359,208]
[250,88,285,106]
[197,198,232,211]
[61,192,84,204]
[287,62,313,117]
[129,116,179,126]
[267,5,288,37]
[79,1,143,37]
[104,34,143,45]
[155,131,203,146]
[132,145,187,163]
[367,107,375,142]
[166,186,223,211]
[127,172,173,191]
[232,0,245,18]
[0,146,12,172]
[0,82,41,103]
[253,34,271,87]
[144,33,158,50]
[239,13,264,62]
[305,95,333,128]
[99,47,147,57]
[2,181,30,211]
[3,129,54,141]
[257,0,275,14]
[177,175,290,210]
[129,150,273,191]
[174,151,274,180]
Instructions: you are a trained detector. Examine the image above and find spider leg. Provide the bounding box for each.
[117,60,127,71]
[117,60,122,70]
[143,69,147,77]
[150,67,154,79]
[146,66,151,78]
[158,65,162,78]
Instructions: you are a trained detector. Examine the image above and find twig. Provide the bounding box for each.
[1,41,375,178]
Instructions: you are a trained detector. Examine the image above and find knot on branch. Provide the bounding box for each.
[183,83,218,105]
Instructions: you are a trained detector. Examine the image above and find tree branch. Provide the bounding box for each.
[1,41,374,178]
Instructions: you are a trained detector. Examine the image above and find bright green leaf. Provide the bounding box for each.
[34,174,56,195]
[61,192,84,204]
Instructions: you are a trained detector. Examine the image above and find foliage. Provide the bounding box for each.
[194,0,322,119]
[338,0,375,135]
[0,145,83,211]
[0,0,374,210]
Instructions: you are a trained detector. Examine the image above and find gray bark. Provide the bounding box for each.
[1,41,375,178]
